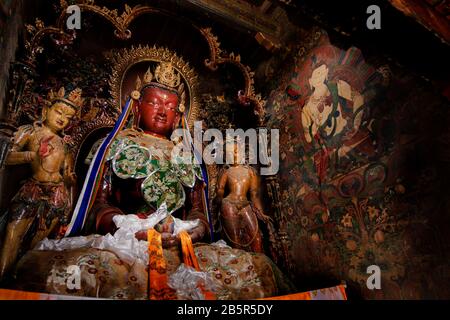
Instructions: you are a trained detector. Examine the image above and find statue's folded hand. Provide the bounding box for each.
[161,232,180,248]
[187,222,206,243]
[133,230,180,245]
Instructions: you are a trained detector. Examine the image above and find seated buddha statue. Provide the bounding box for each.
[8,59,295,300]
[83,65,209,248]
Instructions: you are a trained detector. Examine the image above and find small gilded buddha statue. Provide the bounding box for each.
[0,87,81,280]
[215,138,271,253]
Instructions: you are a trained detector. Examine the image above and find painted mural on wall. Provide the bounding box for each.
[266,32,450,299]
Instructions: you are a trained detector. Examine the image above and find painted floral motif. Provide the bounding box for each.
[95,134,204,213]
[107,136,137,161]
[163,243,295,299]
[348,242,405,286]
[112,145,154,179]
[13,248,148,299]
[142,170,185,214]
[341,213,353,228]
[170,156,196,188]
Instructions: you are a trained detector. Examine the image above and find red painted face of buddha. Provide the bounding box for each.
[139,86,181,137]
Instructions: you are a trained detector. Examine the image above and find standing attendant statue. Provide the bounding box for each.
[215,138,271,253]
[0,87,81,280]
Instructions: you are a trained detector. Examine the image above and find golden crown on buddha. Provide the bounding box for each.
[133,61,186,113]
[47,87,84,116]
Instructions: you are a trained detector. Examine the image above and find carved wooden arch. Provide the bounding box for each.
[24,1,266,124]
[199,28,266,125]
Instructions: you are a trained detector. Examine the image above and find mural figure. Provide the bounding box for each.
[301,57,365,183]
[0,87,81,280]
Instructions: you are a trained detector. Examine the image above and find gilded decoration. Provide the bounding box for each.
[200,28,266,125]
[23,2,266,127]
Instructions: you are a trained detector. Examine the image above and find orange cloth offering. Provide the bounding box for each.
[179,230,215,300]
[147,229,215,300]
[147,229,177,300]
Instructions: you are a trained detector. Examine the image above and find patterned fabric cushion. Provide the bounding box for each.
[11,243,295,300]
[13,248,147,299]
